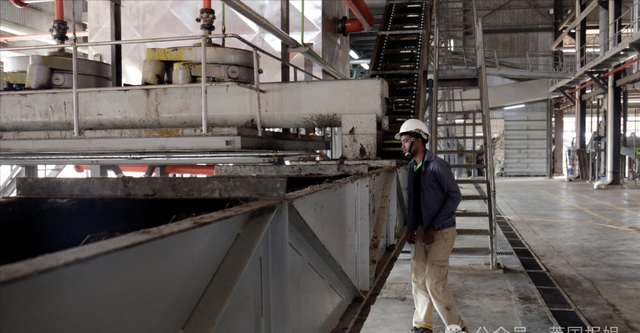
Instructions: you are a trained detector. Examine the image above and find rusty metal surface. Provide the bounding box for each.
[16,177,287,199]
[214,164,367,176]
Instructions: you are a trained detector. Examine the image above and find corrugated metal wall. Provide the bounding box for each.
[504,105,548,176]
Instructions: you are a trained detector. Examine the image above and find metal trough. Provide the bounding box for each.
[0,166,407,333]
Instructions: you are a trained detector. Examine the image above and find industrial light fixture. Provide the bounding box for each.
[361,63,369,70]
[504,104,525,110]
[349,50,359,59]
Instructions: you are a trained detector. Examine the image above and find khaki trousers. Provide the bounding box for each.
[411,226,465,330]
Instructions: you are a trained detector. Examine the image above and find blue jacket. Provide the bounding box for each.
[406,150,462,232]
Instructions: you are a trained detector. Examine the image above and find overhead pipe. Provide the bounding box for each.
[54,0,64,21]
[197,0,215,35]
[74,165,215,176]
[220,0,347,79]
[339,0,375,36]
[1,30,88,43]
[8,0,54,8]
[50,0,68,44]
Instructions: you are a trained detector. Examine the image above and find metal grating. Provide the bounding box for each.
[496,211,591,329]
[537,288,572,309]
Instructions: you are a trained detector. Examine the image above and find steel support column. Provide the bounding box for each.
[110,0,122,87]
[611,0,623,185]
[281,0,290,83]
[575,0,588,149]
[611,71,622,184]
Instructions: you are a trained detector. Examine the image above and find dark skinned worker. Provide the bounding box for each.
[396,119,467,333]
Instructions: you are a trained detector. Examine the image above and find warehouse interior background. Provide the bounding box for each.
[1,0,638,333]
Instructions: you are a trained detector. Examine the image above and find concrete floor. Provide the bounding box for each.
[362,177,640,333]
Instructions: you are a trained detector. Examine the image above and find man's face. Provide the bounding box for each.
[400,134,417,157]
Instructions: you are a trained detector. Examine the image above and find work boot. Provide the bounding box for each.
[411,327,432,333]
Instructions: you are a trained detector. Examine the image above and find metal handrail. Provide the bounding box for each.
[2,33,327,137]
[575,1,640,68]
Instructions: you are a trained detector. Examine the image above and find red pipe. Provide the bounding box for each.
[9,0,29,8]
[573,57,640,93]
[1,30,88,43]
[74,165,215,176]
[343,0,375,35]
[203,0,211,9]
[54,0,64,21]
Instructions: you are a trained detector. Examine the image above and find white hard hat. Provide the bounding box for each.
[394,118,430,140]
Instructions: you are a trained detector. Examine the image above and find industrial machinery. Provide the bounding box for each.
[142,44,255,85]
[1,0,111,90]
[1,53,111,90]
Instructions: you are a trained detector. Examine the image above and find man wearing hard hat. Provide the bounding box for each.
[396,119,467,333]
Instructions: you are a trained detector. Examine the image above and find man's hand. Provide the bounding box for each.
[424,228,437,245]
[406,231,416,245]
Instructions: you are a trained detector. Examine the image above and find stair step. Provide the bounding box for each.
[457,228,490,236]
[456,178,488,184]
[436,136,484,140]
[451,164,486,169]
[371,70,422,75]
[461,194,489,200]
[382,48,420,55]
[437,149,485,154]
[437,123,483,127]
[452,247,491,255]
[456,211,490,217]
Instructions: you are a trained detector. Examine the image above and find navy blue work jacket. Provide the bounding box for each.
[406,150,462,232]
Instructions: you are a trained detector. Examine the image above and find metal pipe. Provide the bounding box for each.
[72,43,79,136]
[203,0,211,9]
[595,0,618,189]
[600,2,609,55]
[1,31,88,42]
[342,0,375,35]
[55,0,64,21]
[201,36,208,134]
[9,0,53,8]
[220,0,346,79]
[253,48,263,136]
[74,164,215,175]
[594,67,615,189]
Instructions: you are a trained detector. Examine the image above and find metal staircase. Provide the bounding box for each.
[368,1,433,157]
[429,0,498,268]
